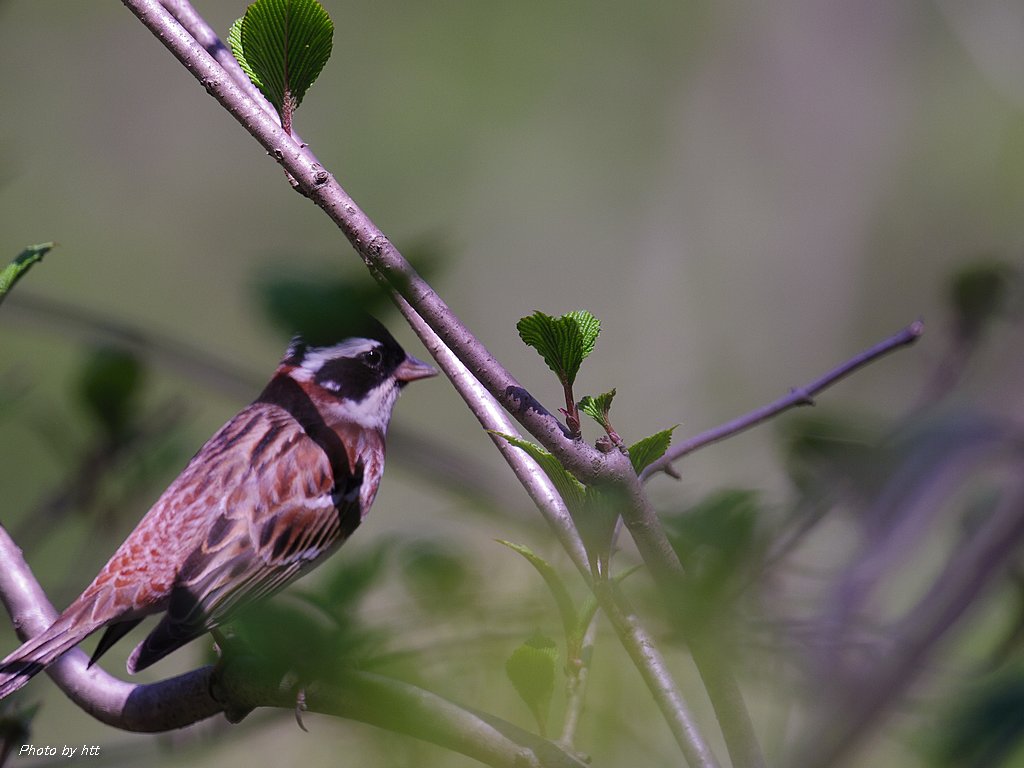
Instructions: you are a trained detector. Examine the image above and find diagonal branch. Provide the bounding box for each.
[124,0,605,485]
[642,319,925,481]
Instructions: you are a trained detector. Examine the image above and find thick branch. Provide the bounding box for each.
[642,320,925,481]
[0,526,220,731]
[0,526,590,767]
[216,659,587,768]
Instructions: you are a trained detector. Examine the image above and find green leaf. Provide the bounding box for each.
[496,540,578,640]
[491,432,586,512]
[0,243,53,307]
[516,310,600,387]
[579,389,616,428]
[627,426,676,474]
[662,489,763,631]
[229,0,334,133]
[505,634,558,736]
[400,540,470,615]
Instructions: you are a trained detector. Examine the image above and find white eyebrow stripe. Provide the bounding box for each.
[299,338,380,373]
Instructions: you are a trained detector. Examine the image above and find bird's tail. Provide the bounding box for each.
[0,615,94,700]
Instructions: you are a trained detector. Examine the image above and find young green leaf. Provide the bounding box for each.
[491,432,586,512]
[0,243,52,308]
[505,634,558,737]
[516,310,600,388]
[228,0,334,134]
[579,389,616,427]
[627,426,677,475]
[496,540,578,640]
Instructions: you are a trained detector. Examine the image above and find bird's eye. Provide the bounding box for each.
[362,349,382,368]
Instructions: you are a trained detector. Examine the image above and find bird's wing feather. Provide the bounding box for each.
[126,413,368,673]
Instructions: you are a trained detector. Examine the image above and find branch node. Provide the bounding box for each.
[789,387,815,407]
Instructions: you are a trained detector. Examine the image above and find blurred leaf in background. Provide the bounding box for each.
[662,488,766,638]
[254,238,445,345]
[76,345,146,443]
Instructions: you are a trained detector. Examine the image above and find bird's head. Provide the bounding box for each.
[278,318,437,430]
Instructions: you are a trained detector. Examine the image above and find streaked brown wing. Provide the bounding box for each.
[124,407,366,673]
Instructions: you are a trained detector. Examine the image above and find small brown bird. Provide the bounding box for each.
[0,319,436,699]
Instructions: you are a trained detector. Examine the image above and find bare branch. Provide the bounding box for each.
[214,660,589,768]
[557,619,596,750]
[0,525,221,731]
[642,320,925,481]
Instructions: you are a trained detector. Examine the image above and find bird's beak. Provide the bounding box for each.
[395,354,439,383]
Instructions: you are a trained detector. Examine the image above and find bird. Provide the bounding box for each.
[0,318,436,700]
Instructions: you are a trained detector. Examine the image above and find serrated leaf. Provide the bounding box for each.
[505,634,558,736]
[497,540,578,639]
[579,389,616,427]
[227,19,252,80]
[229,0,334,133]
[0,243,52,308]
[491,432,586,513]
[516,310,600,387]
[628,426,677,475]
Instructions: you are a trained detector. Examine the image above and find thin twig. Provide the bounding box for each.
[6,291,264,400]
[642,320,925,481]
[558,619,597,750]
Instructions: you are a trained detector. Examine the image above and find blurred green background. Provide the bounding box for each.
[1,1,1023,766]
